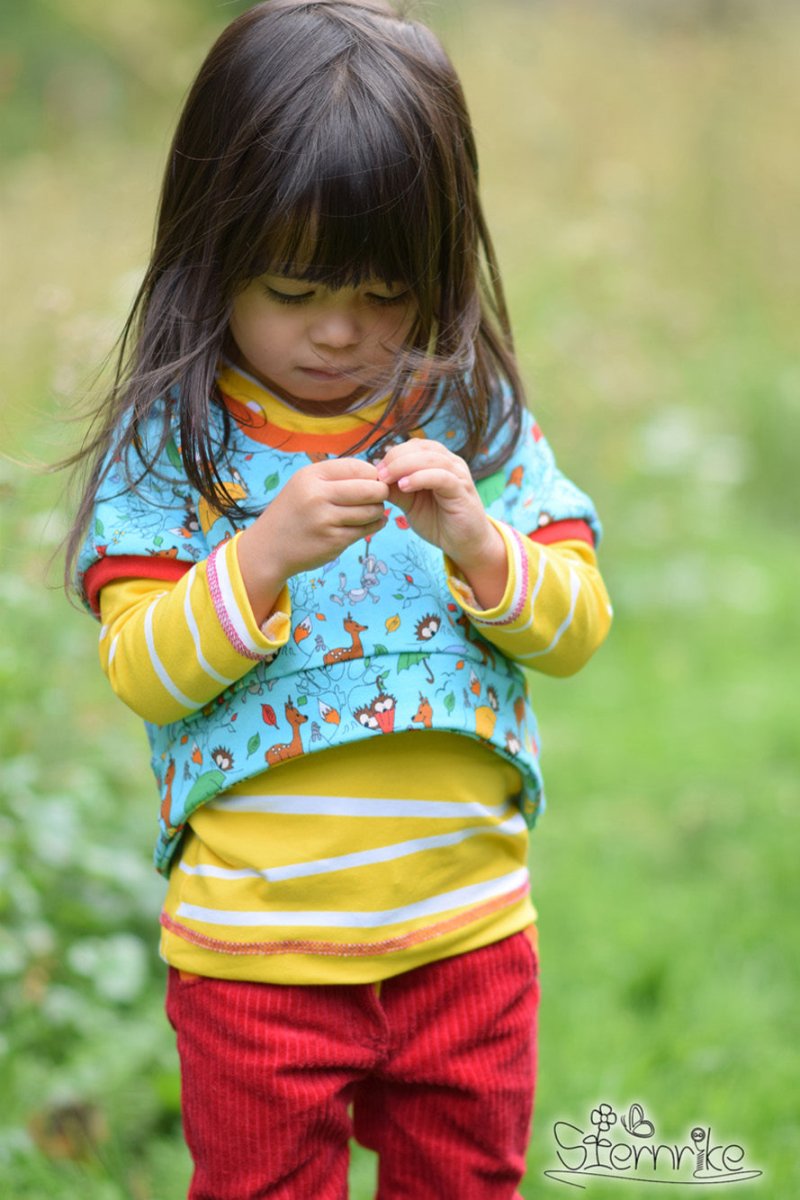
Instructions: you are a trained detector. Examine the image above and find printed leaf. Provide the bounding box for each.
[247,734,260,756]
[392,593,405,601]
[318,700,340,725]
[264,472,280,492]
[444,691,456,715]
[94,518,105,537]
[476,470,505,507]
[153,534,163,547]
[297,695,307,706]
[166,439,182,469]
[294,616,313,644]
[373,643,388,656]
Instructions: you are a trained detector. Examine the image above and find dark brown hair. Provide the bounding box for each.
[64,0,525,588]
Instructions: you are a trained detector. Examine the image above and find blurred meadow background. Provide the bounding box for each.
[1,0,798,1195]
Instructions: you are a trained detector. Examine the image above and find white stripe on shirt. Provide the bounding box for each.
[519,564,582,661]
[184,565,235,686]
[176,867,530,929]
[179,812,528,884]
[144,599,197,710]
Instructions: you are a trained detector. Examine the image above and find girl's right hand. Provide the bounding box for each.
[235,459,389,623]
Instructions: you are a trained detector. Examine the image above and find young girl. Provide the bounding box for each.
[66,2,612,1196]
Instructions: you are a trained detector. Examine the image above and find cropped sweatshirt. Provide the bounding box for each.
[78,365,610,891]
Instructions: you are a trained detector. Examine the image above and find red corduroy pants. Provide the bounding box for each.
[165,931,540,1199]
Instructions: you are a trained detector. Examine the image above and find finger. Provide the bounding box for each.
[377,444,465,483]
[313,457,381,481]
[379,437,448,461]
[326,479,390,506]
[378,440,451,468]
[335,515,388,544]
[333,504,389,527]
[360,516,388,539]
[385,481,412,513]
[393,467,465,497]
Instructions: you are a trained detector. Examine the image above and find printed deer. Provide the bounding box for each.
[323,614,368,665]
[265,698,308,765]
[411,694,433,729]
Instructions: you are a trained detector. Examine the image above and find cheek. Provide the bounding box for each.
[377,307,416,349]
[228,302,255,350]
[230,308,283,356]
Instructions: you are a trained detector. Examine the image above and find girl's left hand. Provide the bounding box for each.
[376,439,505,579]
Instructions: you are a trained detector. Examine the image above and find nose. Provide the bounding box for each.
[309,306,362,351]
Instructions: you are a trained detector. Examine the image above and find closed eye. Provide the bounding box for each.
[367,291,410,307]
[261,282,410,307]
[263,285,315,305]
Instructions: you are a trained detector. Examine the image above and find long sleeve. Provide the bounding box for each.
[446,519,612,677]
[98,534,291,725]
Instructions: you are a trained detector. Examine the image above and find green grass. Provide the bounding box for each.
[2,2,798,1195]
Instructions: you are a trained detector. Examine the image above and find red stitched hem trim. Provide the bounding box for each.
[159,882,530,958]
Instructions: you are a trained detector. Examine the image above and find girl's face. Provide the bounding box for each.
[228,273,417,408]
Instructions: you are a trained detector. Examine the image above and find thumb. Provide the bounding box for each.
[386,481,416,515]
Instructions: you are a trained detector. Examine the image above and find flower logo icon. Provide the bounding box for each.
[590,1104,617,1133]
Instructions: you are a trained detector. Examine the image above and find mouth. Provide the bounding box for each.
[300,366,359,381]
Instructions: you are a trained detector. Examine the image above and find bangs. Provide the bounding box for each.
[260,196,416,292]
[246,49,440,294]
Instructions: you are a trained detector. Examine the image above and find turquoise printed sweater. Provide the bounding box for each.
[78,375,601,875]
